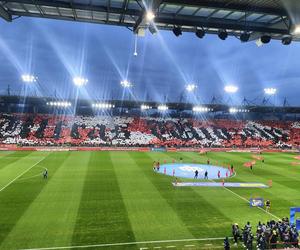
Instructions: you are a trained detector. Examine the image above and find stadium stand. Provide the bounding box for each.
[0,113,299,148]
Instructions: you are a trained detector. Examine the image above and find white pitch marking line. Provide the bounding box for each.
[184,245,195,247]
[153,247,162,249]
[223,185,280,220]
[19,237,230,250]
[208,178,280,220]
[0,156,46,193]
[166,246,176,248]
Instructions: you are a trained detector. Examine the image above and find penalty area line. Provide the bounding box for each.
[0,156,47,193]
[19,237,231,250]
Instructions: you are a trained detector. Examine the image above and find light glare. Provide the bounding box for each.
[293,25,300,35]
[21,74,37,83]
[146,11,155,21]
[73,77,88,87]
[229,108,249,113]
[141,104,151,110]
[186,84,197,92]
[264,88,277,95]
[120,80,133,88]
[193,106,212,112]
[157,105,168,111]
[224,85,238,93]
[47,101,71,107]
[92,103,114,109]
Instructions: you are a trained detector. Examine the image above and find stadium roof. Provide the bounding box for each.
[0,0,298,41]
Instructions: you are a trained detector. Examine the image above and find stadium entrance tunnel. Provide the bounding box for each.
[157,163,231,179]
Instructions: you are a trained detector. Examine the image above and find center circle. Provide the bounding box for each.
[157,163,231,179]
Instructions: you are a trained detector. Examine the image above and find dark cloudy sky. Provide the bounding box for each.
[0,17,299,106]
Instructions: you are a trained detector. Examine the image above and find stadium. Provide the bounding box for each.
[0,0,300,250]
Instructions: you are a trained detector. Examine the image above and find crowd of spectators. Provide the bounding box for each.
[231,218,299,249]
[0,113,299,148]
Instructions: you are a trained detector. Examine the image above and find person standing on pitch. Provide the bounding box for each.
[194,170,198,179]
[265,199,271,212]
[218,170,221,178]
[43,168,48,179]
[224,237,230,250]
[204,170,208,180]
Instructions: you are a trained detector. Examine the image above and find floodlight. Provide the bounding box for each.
[229,108,238,113]
[73,77,88,87]
[195,29,205,39]
[21,74,37,83]
[193,106,211,112]
[146,11,155,21]
[229,108,249,113]
[141,104,151,110]
[218,30,228,40]
[47,101,71,107]
[240,32,250,42]
[173,27,182,37]
[92,103,114,109]
[260,35,271,44]
[282,35,292,45]
[157,105,168,111]
[120,80,133,88]
[264,88,277,95]
[292,25,300,35]
[149,25,157,35]
[224,85,238,93]
[186,84,197,92]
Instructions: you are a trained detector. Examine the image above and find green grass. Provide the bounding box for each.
[0,150,299,250]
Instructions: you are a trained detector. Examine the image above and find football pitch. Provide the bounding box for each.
[0,150,299,250]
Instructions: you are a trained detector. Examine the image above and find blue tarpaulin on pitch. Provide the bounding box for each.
[173,182,269,188]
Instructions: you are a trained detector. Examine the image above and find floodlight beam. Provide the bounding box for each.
[73,77,88,87]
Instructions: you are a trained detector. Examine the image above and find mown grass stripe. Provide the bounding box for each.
[0,151,33,170]
[71,151,136,247]
[0,151,89,250]
[0,152,70,247]
[110,152,194,243]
